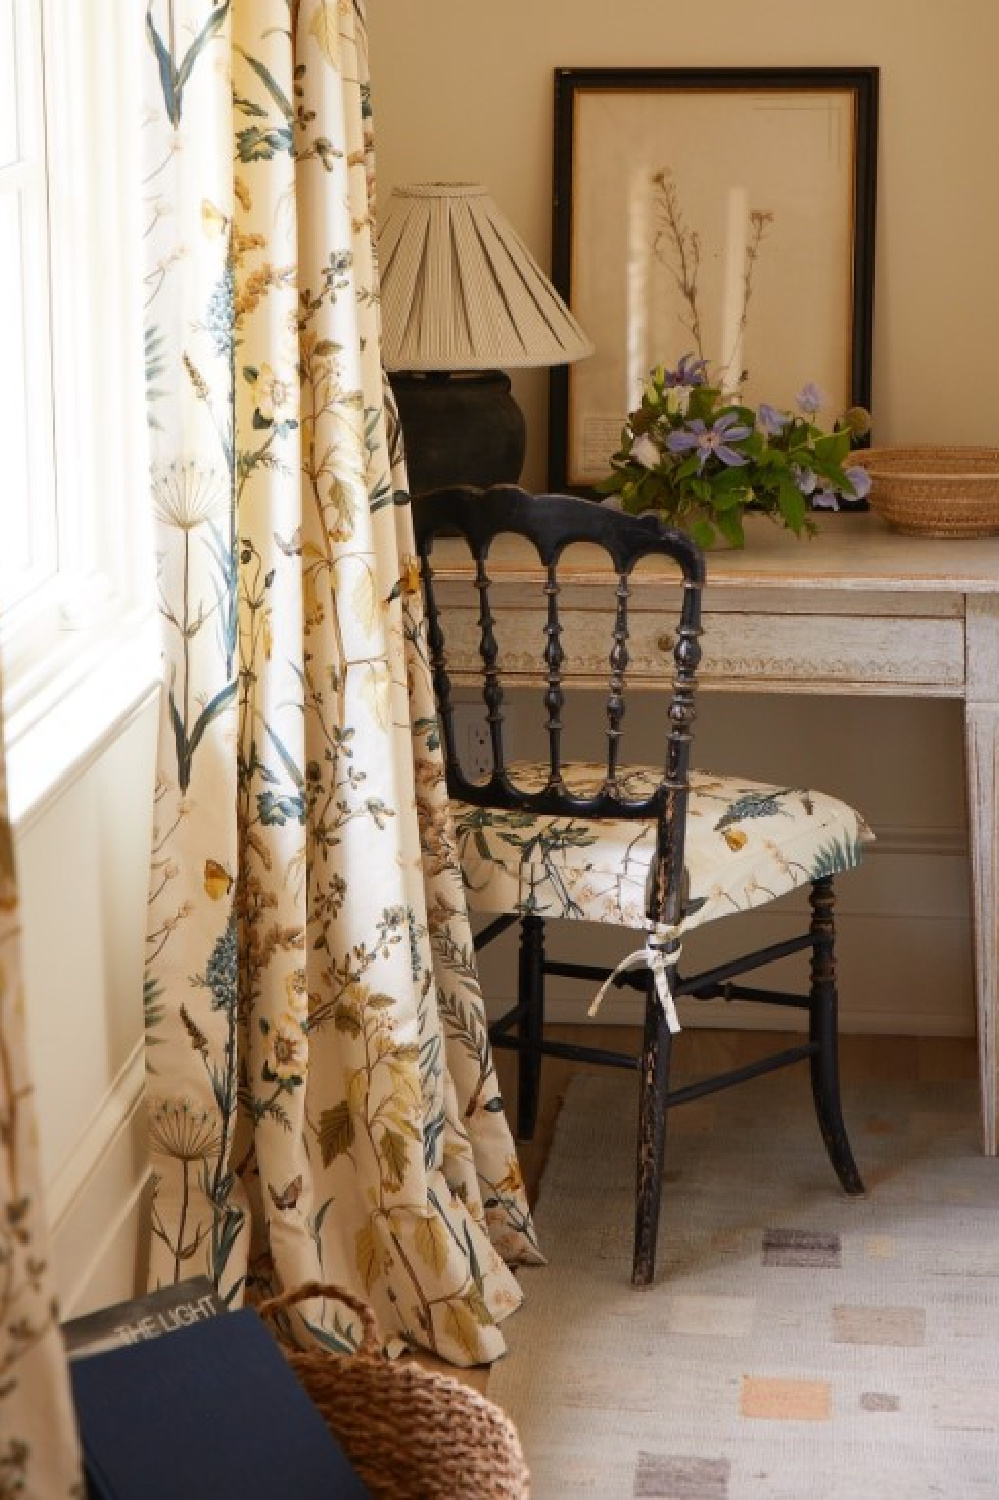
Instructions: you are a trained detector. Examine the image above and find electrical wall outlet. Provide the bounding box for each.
[452,703,492,778]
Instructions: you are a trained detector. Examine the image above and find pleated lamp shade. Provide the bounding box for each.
[377,182,592,493]
[377,182,593,372]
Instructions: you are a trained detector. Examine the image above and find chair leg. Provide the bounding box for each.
[808,876,864,1195]
[632,975,673,1287]
[515,913,545,1141]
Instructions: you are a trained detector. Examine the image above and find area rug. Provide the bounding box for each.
[487,1066,999,1499]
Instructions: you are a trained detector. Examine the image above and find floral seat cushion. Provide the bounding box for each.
[452,763,873,934]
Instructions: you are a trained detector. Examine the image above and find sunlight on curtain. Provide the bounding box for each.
[0,653,83,1493]
[141,0,539,1366]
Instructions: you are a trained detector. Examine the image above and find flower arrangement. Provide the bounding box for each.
[597,355,873,549]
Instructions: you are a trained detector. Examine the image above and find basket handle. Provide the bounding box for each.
[258,1280,382,1357]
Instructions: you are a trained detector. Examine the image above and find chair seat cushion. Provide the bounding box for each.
[452,763,873,932]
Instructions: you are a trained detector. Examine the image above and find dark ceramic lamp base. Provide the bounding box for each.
[389,370,525,494]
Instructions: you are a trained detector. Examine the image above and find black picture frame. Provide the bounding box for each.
[548,66,879,494]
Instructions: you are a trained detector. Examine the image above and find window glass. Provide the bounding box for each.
[0,0,18,167]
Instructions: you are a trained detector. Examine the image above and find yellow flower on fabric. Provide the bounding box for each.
[264,1014,308,1083]
[251,363,297,424]
[284,967,309,1021]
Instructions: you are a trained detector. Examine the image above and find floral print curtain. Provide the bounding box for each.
[142,0,539,1365]
[0,664,83,1493]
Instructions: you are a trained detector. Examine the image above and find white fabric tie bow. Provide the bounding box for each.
[588,921,683,1033]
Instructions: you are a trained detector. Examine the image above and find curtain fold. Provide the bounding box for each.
[0,655,83,1494]
[142,0,539,1366]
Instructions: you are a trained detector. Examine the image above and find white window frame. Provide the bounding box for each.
[2,0,161,826]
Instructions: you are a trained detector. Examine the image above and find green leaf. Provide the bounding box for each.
[776,476,808,533]
[813,429,851,465]
[414,1214,448,1275]
[691,517,716,550]
[715,510,746,548]
[233,91,267,119]
[318,1101,354,1165]
[333,1003,362,1037]
[146,1,232,128]
[187,679,237,766]
[236,125,294,162]
[264,722,305,791]
[688,386,716,421]
[356,1223,380,1291]
[711,485,747,512]
[235,45,295,121]
[595,469,626,495]
[379,1127,409,1189]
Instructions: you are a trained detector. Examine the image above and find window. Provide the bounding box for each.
[2,0,159,819]
[0,0,56,613]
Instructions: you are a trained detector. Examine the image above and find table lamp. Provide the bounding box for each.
[377,181,592,493]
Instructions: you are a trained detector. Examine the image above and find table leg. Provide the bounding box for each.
[965,596,999,1155]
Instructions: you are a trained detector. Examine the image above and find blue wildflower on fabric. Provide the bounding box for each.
[667,413,751,472]
[203,912,238,1011]
[205,264,235,360]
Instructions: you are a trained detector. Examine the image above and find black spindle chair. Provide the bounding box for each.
[413,486,868,1286]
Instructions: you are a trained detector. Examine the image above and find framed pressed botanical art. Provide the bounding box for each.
[548,67,879,493]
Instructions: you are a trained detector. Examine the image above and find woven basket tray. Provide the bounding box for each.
[852,446,999,537]
[258,1282,530,1500]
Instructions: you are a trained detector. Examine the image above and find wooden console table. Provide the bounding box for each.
[428,511,999,1155]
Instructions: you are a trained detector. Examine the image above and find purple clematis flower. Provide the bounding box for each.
[841,465,872,501]
[666,413,751,472]
[796,382,825,415]
[793,465,818,495]
[811,481,840,510]
[663,353,708,388]
[757,402,789,437]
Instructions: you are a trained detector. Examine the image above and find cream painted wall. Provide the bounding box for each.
[368,1,999,483]
[367,2,989,1034]
[15,695,159,1315]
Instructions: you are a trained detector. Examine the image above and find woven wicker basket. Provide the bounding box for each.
[853,446,999,537]
[258,1282,530,1500]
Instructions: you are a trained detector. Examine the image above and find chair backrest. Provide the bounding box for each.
[411,485,706,925]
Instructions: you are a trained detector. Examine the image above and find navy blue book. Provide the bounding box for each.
[70,1305,370,1499]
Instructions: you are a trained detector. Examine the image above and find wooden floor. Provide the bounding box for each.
[427,1025,979,1391]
